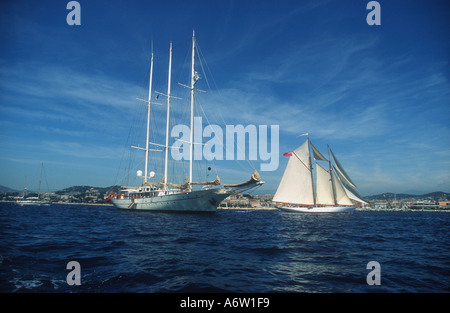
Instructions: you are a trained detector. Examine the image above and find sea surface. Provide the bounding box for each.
[0,202,449,293]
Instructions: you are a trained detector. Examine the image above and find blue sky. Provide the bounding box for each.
[0,0,449,195]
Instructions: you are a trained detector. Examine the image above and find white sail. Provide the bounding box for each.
[343,185,368,204]
[330,149,356,188]
[340,177,368,204]
[273,140,314,205]
[310,141,327,161]
[315,163,335,205]
[332,171,353,206]
[331,158,367,204]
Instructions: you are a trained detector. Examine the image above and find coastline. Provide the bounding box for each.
[2,200,448,212]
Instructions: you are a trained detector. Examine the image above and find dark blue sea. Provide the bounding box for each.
[1,202,449,293]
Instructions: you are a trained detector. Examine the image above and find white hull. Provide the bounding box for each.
[16,201,51,206]
[278,206,356,213]
[111,187,232,212]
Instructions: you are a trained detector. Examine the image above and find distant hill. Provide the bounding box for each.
[55,185,120,195]
[364,191,450,201]
[0,185,17,192]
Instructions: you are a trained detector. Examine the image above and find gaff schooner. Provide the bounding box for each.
[109,31,262,212]
[272,138,367,213]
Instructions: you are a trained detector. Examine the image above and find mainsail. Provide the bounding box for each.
[315,163,334,205]
[272,140,314,205]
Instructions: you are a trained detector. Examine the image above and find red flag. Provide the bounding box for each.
[283,152,292,157]
[106,191,114,202]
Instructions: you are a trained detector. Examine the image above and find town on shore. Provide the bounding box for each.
[1,185,449,211]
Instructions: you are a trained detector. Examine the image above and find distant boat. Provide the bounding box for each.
[109,31,263,212]
[16,162,51,206]
[272,138,367,213]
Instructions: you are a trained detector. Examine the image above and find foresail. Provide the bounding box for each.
[343,184,368,205]
[315,164,335,205]
[340,178,368,204]
[332,165,366,203]
[330,149,356,187]
[273,140,314,205]
[332,171,353,206]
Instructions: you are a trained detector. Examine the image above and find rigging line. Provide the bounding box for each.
[196,89,248,177]
[196,43,257,172]
[198,99,252,176]
[195,103,219,182]
[196,89,251,175]
[195,98,219,178]
[175,39,191,94]
[292,151,311,172]
[113,97,143,186]
[41,163,50,192]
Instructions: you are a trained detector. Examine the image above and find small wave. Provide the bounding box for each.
[173,236,198,244]
[251,246,289,256]
[167,282,232,293]
[84,271,163,292]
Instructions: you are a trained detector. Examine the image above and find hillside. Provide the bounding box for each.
[0,185,17,192]
[364,191,450,201]
[54,185,120,195]
[2,182,449,203]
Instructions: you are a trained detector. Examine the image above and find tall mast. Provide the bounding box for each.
[144,50,154,183]
[189,30,196,188]
[307,138,316,206]
[328,145,337,205]
[164,42,173,188]
[38,162,43,198]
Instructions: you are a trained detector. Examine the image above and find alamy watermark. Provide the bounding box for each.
[366,261,381,285]
[66,261,81,286]
[170,117,279,172]
[66,1,81,26]
[366,1,381,26]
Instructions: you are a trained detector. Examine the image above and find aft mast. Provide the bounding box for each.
[38,162,43,199]
[307,138,316,206]
[328,145,337,206]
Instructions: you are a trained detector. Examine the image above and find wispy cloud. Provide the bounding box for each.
[0,61,148,145]
[0,62,144,110]
[41,140,119,160]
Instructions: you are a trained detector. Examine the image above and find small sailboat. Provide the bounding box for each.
[16,162,51,206]
[273,138,366,213]
[109,31,262,212]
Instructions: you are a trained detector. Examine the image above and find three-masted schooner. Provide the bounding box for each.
[272,138,366,213]
[109,31,262,212]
